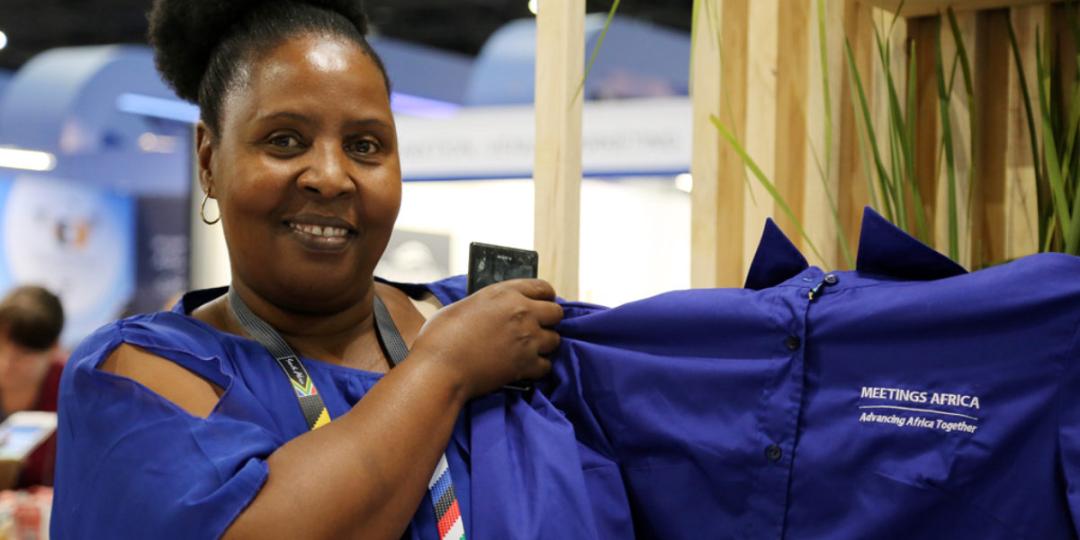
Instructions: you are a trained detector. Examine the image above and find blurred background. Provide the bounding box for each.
[0,0,696,350]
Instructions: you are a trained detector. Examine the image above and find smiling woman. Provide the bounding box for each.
[49,1,563,539]
[200,31,402,315]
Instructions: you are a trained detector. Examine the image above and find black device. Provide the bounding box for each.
[467,242,540,391]
[467,242,539,294]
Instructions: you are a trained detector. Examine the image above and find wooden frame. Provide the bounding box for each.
[534,0,1066,291]
[533,0,584,299]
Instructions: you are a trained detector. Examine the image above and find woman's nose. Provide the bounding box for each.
[296,143,356,199]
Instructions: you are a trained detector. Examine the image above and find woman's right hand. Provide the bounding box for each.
[410,279,563,398]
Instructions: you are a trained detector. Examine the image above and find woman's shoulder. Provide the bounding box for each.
[72,310,229,365]
[64,303,245,407]
[59,302,268,426]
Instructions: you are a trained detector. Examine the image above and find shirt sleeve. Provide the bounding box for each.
[51,321,278,540]
[1060,322,1080,536]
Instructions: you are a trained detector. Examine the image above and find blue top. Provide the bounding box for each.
[51,284,474,540]
[54,208,1080,539]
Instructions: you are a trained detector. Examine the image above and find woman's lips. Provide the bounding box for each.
[284,217,357,252]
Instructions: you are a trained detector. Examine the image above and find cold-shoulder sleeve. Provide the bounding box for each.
[51,316,280,540]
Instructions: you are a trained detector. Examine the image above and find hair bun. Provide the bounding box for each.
[148,0,371,103]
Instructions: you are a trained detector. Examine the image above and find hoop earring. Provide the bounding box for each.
[200,193,221,225]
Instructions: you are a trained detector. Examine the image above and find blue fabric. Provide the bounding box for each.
[55,207,1080,538]
[432,208,1080,538]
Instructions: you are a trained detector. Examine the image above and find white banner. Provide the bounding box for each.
[396,97,691,180]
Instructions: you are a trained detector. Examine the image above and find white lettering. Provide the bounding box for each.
[934,418,978,434]
[928,392,981,409]
[861,386,933,405]
[859,413,978,434]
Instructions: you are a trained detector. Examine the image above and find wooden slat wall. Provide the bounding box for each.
[931,11,977,267]
[1004,5,1045,259]
[802,0,847,268]
[690,0,1070,286]
[911,15,940,251]
[773,0,811,257]
[690,0,751,288]
[866,0,1058,18]
[839,0,876,258]
[973,9,1012,266]
[742,0,780,270]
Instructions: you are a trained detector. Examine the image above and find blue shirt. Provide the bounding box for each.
[54,208,1080,538]
[462,208,1080,538]
[51,291,473,540]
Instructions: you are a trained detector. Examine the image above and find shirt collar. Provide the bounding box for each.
[744,218,808,290]
[744,207,967,289]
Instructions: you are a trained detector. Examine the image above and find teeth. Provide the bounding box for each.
[290,222,349,238]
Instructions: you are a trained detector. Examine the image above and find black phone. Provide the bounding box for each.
[467,242,539,294]
[467,242,540,392]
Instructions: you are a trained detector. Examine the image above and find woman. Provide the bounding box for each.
[52,1,562,538]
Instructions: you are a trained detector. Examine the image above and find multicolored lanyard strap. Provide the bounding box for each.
[228,289,467,540]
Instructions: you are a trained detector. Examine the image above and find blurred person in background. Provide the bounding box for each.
[0,286,64,488]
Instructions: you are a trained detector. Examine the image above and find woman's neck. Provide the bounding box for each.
[196,279,389,371]
[230,278,376,341]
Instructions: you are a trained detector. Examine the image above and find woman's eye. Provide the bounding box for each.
[267,134,302,149]
[347,139,380,156]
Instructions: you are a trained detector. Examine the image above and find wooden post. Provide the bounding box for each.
[742,0,779,271]
[773,0,811,257]
[871,8,910,234]
[534,0,584,299]
[972,9,1011,266]
[838,0,876,260]
[912,16,941,245]
[922,11,977,267]
[691,0,750,288]
[802,0,848,270]
[1004,5,1045,259]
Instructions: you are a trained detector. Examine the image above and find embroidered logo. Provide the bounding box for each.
[857,386,980,434]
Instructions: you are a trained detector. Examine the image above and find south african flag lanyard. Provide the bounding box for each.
[229,289,467,540]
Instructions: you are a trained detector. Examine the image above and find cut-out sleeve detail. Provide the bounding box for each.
[52,316,278,540]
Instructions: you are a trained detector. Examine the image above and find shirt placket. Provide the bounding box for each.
[743,269,820,539]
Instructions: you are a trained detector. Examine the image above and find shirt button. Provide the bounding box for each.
[824,273,839,285]
[765,444,783,462]
[785,336,801,351]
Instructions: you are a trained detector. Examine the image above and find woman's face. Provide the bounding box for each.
[200,34,401,313]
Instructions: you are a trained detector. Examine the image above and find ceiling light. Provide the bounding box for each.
[675,173,692,193]
[528,0,538,16]
[0,31,7,51]
[116,93,200,123]
[0,147,57,172]
[391,92,461,118]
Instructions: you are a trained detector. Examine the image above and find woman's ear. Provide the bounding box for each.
[195,121,216,195]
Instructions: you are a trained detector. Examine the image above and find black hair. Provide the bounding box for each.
[0,286,64,351]
[148,0,390,136]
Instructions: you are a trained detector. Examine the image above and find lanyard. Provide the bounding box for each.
[227,289,407,430]
[227,288,468,539]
